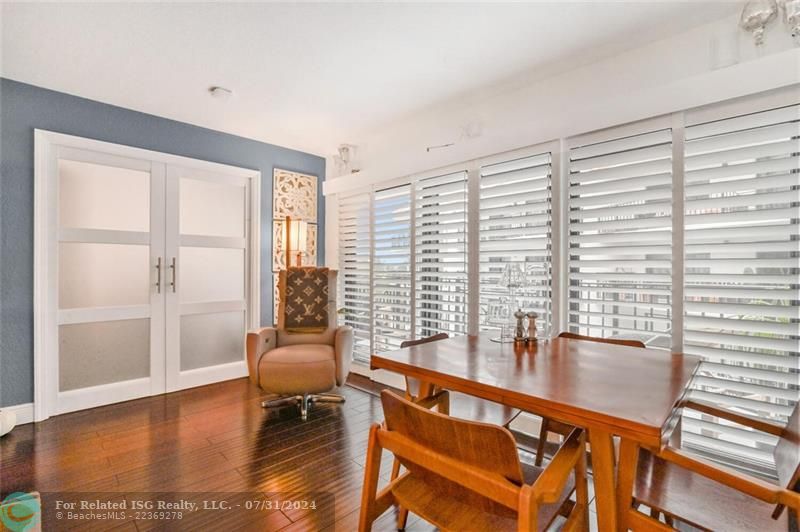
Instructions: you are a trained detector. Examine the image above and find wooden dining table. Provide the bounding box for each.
[370,334,702,531]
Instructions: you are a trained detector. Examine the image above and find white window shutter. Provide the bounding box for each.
[479,153,553,335]
[682,103,800,469]
[373,185,413,352]
[415,171,469,338]
[567,128,673,347]
[337,192,372,363]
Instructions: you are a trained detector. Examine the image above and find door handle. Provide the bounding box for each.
[156,257,162,293]
[170,257,177,293]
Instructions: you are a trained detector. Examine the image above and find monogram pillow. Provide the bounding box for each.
[281,267,330,333]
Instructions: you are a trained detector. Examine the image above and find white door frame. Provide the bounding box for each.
[33,130,261,422]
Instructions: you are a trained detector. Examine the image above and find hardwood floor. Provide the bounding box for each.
[0,377,435,531]
[1,377,605,531]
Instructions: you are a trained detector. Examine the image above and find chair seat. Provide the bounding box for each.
[634,450,789,532]
[392,462,573,531]
[258,344,336,395]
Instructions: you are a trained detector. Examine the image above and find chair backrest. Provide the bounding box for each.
[774,402,800,494]
[400,332,449,349]
[276,268,338,347]
[381,390,523,486]
[557,331,645,349]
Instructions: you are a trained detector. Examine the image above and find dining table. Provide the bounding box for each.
[370,334,702,531]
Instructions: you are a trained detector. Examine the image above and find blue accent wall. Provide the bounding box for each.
[0,78,326,407]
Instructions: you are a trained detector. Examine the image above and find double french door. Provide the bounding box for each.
[37,132,259,417]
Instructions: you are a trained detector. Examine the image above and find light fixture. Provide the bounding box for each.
[740,0,778,45]
[285,216,308,268]
[208,86,233,100]
[778,0,800,39]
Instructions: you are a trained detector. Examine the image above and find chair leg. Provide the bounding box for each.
[261,393,346,421]
[261,395,302,408]
[313,393,346,404]
[390,449,406,529]
[396,507,409,530]
[535,418,550,466]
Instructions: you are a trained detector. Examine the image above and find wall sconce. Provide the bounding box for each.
[285,216,308,269]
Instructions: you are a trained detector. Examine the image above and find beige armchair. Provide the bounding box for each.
[246,269,353,420]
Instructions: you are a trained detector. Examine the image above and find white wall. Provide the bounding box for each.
[325,13,799,198]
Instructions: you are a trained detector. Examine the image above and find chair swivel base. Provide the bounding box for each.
[261,393,345,420]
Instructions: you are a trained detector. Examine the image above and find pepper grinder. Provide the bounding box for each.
[526,311,539,344]
[513,309,526,342]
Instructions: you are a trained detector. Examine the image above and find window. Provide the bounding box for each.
[682,104,800,469]
[567,128,673,347]
[415,171,469,338]
[333,89,799,475]
[373,185,412,352]
[337,192,371,363]
[479,153,553,335]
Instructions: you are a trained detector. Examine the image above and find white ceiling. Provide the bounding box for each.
[1,2,740,157]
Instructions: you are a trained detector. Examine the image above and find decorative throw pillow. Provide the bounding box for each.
[282,267,330,333]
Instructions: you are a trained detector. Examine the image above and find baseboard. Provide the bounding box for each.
[1,403,34,426]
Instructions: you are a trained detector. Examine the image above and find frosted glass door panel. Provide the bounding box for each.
[59,319,150,391]
[179,247,244,303]
[180,178,245,238]
[59,243,150,308]
[59,159,150,232]
[180,311,245,371]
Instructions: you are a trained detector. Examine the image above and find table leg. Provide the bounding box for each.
[589,428,618,532]
[616,438,640,532]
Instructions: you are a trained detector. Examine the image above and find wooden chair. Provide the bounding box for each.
[617,400,800,531]
[555,331,647,349]
[399,333,520,425]
[533,332,646,466]
[392,333,521,476]
[398,333,452,414]
[359,390,590,532]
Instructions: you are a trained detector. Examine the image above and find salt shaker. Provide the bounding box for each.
[514,309,526,340]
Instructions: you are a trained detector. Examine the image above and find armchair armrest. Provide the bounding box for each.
[529,428,585,504]
[658,447,797,508]
[246,327,277,386]
[334,325,354,386]
[683,399,784,436]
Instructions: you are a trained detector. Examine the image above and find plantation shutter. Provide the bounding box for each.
[567,128,673,347]
[415,171,469,337]
[338,193,372,363]
[373,185,413,352]
[479,153,553,335]
[682,104,800,469]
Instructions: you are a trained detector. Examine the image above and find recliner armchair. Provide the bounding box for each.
[246,269,353,420]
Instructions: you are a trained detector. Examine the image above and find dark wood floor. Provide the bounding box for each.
[0,377,438,531]
[0,377,606,531]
